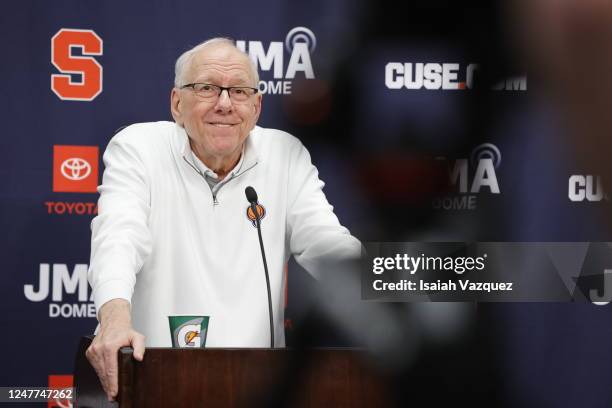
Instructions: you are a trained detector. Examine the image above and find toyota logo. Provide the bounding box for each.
[60,157,92,181]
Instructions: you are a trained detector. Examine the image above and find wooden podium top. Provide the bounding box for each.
[74,337,392,408]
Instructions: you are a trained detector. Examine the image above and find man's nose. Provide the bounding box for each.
[214,89,233,111]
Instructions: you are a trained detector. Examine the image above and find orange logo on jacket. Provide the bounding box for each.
[246,203,266,227]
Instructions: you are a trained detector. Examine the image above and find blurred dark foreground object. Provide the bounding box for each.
[73,335,394,408]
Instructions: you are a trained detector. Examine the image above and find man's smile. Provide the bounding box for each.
[207,122,238,128]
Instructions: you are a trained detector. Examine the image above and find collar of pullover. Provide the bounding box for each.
[174,123,259,178]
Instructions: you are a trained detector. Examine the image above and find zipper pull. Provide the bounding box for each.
[213,196,219,206]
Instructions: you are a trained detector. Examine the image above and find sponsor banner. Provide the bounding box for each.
[362,242,612,302]
[569,174,608,202]
[385,62,527,91]
[45,201,98,215]
[237,26,316,95]
[24,263,95,319]
[53,145,99,193]
[48,145,99,216]
[432,143,501,211]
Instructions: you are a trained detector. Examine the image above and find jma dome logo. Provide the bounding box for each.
[236,27,316,95]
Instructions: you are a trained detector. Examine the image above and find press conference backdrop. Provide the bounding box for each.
[3,1,612,407]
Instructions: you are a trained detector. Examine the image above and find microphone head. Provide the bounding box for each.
[245,186,258,204]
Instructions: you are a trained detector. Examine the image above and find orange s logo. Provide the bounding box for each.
[246,204,266,227]
[51,28,103,101]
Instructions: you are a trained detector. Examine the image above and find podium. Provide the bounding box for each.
[74,336,392,408]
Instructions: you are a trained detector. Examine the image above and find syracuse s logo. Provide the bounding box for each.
[246,203,266,227]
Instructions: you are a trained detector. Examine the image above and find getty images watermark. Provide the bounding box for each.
[361,243,612,302]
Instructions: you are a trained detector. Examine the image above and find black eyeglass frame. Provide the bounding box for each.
[180,83,259,99]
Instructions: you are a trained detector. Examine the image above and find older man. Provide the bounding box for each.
[86,38,360,400]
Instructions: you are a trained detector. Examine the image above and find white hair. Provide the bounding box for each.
[173,38,259,87]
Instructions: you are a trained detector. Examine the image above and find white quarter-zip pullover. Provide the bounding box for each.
[89,121,360,347]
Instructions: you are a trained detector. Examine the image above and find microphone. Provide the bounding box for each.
[245,185,258,204]
[245,186,274,348]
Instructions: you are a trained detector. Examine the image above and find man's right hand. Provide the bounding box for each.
[85,299,145,401]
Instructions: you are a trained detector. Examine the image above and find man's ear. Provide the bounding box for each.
[170,88,183,126]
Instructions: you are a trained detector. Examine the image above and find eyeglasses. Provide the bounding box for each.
[180,83,259,103]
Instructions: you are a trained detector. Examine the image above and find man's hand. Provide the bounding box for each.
[85,299,145,401]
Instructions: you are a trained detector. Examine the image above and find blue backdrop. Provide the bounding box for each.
[2,1,612,407]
